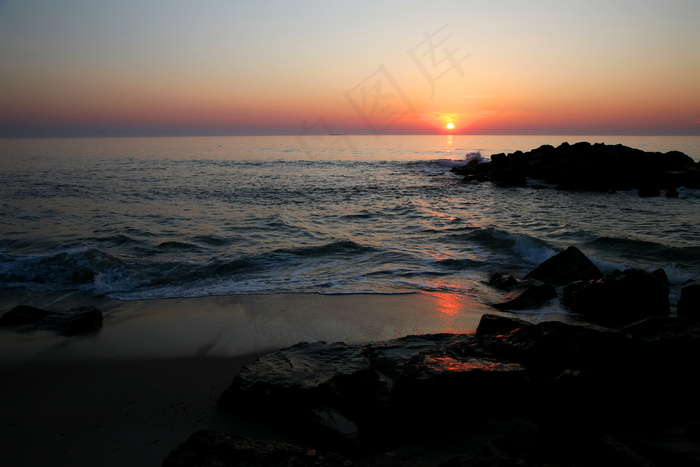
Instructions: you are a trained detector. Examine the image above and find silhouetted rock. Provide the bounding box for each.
[524,245,603,286]
[162,430,353,467]
[389,350,530,430]
[491,279,557,310]
[475,313,530,337]
[677,283,700,320]
[0,305,53,326]
[562,279,594,309]
[488,272,519,291]
[665,187,680,198]
[34,306,103,335]
[454,142,700,193]
[568,268,670,326]
[208,313,700,466]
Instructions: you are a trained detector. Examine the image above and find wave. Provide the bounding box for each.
[586,236,700,271]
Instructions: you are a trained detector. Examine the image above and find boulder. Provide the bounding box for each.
[209,314,700,465]
[218,334,477,448]
[389,350,530,427]
[491,279,557,310]
[34,306,103,335]
[568,268,670,326]
[0,305,53,326]
[483,320,636,380]
[488,272,519,291]
[677,283,700,320]
[162,430,353,467]
[475,313,531,338]
[523,245,603,286]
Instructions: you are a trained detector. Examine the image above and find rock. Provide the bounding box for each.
[491,279,557,310]
[488,272,519,291]
[484,320,636,380]
[665,187,679,198]
[523,245,603,286]
[389,350,531,429]
[33,306,103,335]
[562,279,595,308]
[568,268,670,326]
[218,341,378,448]
[455,142,700,192]
[209,313,700,465]
[475,313,531,338]
[162,430,353,467]
[677,283,700,320]
[0,305,53,326]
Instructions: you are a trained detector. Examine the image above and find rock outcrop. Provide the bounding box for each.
[567,268,670,326]
[678,282,700,320]
[203,314,700,466]
[491,279,557,310]
[453,142,700,194]
[523,245,603,286]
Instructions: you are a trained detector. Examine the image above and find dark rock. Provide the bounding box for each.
[562,279,595,309]
[488,272,518,291]
[475,313,531,338]
[665,187,679,198]
[33,306,103,335]
[677,283,700,320]
[491,279,557,310]
[162,430,353,467]
[568,268,670,326]
[524,245,603,286]
[390,350,530,425]
[209,313,700,465]
[457,142,700,193]
[218,341,377,448]
[0,305,53,326]
[484,320,636,380]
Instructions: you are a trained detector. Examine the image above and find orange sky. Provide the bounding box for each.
[1,1,699,137]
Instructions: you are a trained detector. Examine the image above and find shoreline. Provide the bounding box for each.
[0,289,512,364]
[1,288,510,466]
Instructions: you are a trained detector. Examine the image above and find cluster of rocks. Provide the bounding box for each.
[0,304,103,335]
[164,245,700,466]
[490,245,700,324]
[165,310,700,466]
[452,142,700,195]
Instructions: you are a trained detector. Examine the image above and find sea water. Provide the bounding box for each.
[1,135,699,312]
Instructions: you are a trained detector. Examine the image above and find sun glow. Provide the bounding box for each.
[446,122,455,130]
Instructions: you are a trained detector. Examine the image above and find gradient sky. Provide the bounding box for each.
[1,0,699,137]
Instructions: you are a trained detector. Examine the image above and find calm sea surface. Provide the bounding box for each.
[1,135,699,314]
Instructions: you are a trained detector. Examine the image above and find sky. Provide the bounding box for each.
[1,0,699,137]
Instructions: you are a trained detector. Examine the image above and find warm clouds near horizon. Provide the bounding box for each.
[1,0,699,138]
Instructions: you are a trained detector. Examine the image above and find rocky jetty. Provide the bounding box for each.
[452,142,700,194]
[0,304,103,335]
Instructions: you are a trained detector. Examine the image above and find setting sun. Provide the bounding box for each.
[446,122,455,130]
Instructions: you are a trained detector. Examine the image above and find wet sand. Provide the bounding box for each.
[0,290,494,466]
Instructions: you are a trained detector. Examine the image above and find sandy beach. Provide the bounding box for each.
[0,289,498,466]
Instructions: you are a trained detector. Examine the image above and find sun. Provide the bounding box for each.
[446,122,455,130]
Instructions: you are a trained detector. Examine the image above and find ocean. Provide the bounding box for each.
[1,134,699,315]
